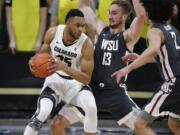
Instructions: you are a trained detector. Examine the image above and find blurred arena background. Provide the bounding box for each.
[0,0,179,134]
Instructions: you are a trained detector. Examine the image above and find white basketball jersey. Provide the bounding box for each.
[42,25,88,103]
[50,25,88,76]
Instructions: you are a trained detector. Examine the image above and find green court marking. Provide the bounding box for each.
[0,88,153,98]
[128,91,153,98]
[0,88,41,95]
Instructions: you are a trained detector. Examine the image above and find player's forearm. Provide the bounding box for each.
[132,0,145,17]
[78,2,104,37]
[79,5,98,37]
[6,7,16,42]
[36,8,47,43]
[128,49,157,72]
[50,16,58,27]
[78,0,91,7]
[126,0,145,46]
[61,65,91,85]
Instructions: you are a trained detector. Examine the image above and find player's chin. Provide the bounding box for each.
[75,33,81,39]
[72,34,80,40]
[109,23,116,29]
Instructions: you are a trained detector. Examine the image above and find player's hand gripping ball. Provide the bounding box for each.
[29,53,55,78]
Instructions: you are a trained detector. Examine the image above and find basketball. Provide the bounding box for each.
[30,53,54,78]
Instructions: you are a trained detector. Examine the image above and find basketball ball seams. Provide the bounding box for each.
[29,53,54,78]
[32,61,51,70]
[34,62,52,77]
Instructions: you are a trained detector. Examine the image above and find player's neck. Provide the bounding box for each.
[63,29,77,45]
[148,20,155,28]
[110,25,125,34]
[145,19,154,27]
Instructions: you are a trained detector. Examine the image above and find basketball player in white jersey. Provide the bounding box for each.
[23,9,97,135]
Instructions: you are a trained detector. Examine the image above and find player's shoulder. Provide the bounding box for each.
[147,27,165,43]
[46,26,58,36]
[44,26,58,43]
[82,36,94,52]
[80,32,88,39]
[100,27,110,34]
[57,24,66,30]
[148,27,163,36]
[79,32,91,45]
[85,37,93,46]
[82,38,94,58]
[47,24,65,31]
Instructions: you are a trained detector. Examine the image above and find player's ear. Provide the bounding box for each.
[65,18,73,25]
[122,14,128,22]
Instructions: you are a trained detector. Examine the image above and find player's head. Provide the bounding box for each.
[172,4,179,18]
[140,0,176,23]
[109,0,132,28]
[171,0,180,31]
[65,9,85,39]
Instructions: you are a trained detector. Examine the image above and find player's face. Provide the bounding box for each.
[172,4,178,18]
[109,4,127,28]
[68,17,86,40]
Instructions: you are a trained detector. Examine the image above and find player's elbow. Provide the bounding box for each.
[149,48,159,58]
[82,75,91,85]
[83,78,91,85]
[136,7,146,19]
[153,47,160,55]
[137,13,145,20]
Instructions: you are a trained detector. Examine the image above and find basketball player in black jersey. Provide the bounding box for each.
[112,0,180,134]
[50,0,145,135]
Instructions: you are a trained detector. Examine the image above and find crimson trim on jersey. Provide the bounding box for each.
[149,91,165,114]
[160,48,171,81]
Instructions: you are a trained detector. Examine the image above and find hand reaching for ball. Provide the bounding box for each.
[29,53,56,78]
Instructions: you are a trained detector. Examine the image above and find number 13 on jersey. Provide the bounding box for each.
[102,52,112,66]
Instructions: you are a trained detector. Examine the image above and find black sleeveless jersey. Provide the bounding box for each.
[91,27,130,88]
[153,23,180,81]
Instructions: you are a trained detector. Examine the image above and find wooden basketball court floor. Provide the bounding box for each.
[0,87,174,135]
[0,119,173,135]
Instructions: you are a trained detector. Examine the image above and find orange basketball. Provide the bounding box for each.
[30,53,54,78]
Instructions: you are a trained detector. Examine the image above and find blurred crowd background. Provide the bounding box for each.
[0,0,179,53]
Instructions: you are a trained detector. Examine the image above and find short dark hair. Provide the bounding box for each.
[65,9,84,23]
[111,0,132,16]
[140,0,176,23]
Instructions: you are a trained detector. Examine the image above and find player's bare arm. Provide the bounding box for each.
[39,27,57,54]
[78,1,105,36]
[124,0,145,51]
[122,52,157,63]
[6,6,16,54]
[79,38,94,83]
[112,28,163,84]
[30,27,57,74]
[56,38,94,85]
[125,28,162,72]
